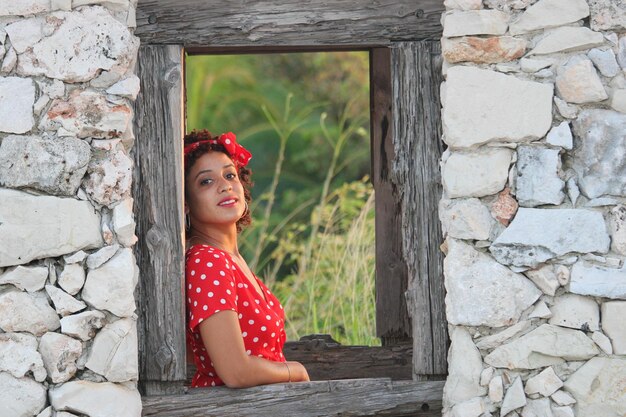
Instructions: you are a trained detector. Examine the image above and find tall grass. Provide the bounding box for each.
[266,180,378,346]
[186,53,377,346]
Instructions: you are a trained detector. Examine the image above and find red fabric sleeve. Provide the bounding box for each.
[186,248,237,331]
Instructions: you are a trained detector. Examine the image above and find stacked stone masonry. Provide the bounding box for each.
[440,0,626,416]
[0,1,141,416]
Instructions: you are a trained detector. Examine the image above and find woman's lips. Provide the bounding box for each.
[218,198,237,207]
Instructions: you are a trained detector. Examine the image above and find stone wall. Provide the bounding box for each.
[0,1,141,416]
[440,1,625,416]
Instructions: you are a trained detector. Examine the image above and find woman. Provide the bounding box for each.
[184,129,310,388]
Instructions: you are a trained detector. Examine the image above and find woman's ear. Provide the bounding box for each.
[184,203,189,215]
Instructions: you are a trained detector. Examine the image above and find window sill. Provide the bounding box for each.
[142,378,444,417]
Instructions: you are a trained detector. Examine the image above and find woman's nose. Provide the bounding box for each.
[218,179,232,192]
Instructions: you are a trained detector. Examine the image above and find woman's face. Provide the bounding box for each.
[186,151,246,229]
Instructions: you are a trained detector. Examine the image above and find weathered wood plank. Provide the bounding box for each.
[391,41,448,379]
[370,48,412,344]
[186,337,413,384]
[136,0,444,47]
[142,378,444,417]
[132,44,187,395]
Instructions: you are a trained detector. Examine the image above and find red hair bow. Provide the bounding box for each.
[184,132,252,167]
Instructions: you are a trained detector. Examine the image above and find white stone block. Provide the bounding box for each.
[610,89,626,114]
[0,265,47,292]
[552,405,574,417]
[0,47,17,73]
[521,398,553,417]
[82,248,137,317]
[588,48,621,77]
[601,301,626,354]
[5,18,45,54]
[64,251,88,264]
[36,406,53,417]
[445,239,541,327]
[442,10,509,37]
[546,122,573,150]
[0,77,35,134]
[475,320,531,350]
[83,147,133,207]
[0,372,46,417]
[501,376,526,416]
[525,264,559,296]
[0,333,46,382]
[444,0,483,10]
[549,293,599,331]
[45,284,87,317]
[525,366,563,396]
[87,244,120,270]
[0,134,91,196]
[16,7,139,83]
[515,146,565,207]
[0,189,103,267]
[0,0,51,15]
[480,367,494,386]
[443,326,486,408]
[509,0,589,35]
[58,264,85,296]
[488,375,503,402]
[43,89,132,139]
[484,324,599,369]
[442,148,513,198]
[570,261,626,300]
[563,357,626,417]
[112,198,137,247]
[86,318,138,382]
[551,390,576,406]
[520,57,553,73]
[39,332,82,383]
[554,97,578,119]
[556,55,608,104]
[60,310,106,341]
[49,380,142,417]
[442,36,527,64]
[489,208,610,267]
[588,0,626,31]
[106,75,140,100]
[529,26,605,56]
[439,198,495,241]
[450,397,485,417]
[529,300,552,319]
[442,66,553,148]
[571,109,626,199]
[591,331,613,354]
[0,290,60,336]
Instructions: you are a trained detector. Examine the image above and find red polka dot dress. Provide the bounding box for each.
[185,244,287,388]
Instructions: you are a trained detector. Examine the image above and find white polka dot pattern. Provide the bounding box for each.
[185,244,287,389]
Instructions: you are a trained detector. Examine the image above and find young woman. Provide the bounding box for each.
[184,129,310,388]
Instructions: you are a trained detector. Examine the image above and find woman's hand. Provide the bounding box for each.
[286,361,310,382]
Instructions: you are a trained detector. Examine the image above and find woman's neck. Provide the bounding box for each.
[187,224,240,257]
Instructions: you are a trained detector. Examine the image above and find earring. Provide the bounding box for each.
[242,201,249,218]
[185,213,190,230]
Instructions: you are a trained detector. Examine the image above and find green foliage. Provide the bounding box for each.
[186,52,379,346]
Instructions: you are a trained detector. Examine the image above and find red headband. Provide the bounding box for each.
[183,132,252,167]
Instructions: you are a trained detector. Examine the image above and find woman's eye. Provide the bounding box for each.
[200,178,213,185]
[226,172,237,180]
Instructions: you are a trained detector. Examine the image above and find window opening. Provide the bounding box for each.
[185,51,376,348]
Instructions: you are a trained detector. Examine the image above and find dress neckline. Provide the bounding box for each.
[187,243,269,304]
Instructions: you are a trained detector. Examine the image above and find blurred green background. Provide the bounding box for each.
[186,52,379,346]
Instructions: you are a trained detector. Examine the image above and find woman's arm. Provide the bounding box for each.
[198,310,310,388]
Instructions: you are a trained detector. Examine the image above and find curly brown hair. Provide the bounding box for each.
[184,129,253,232]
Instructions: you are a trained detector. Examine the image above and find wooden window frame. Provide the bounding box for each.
[132,1,447,415]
